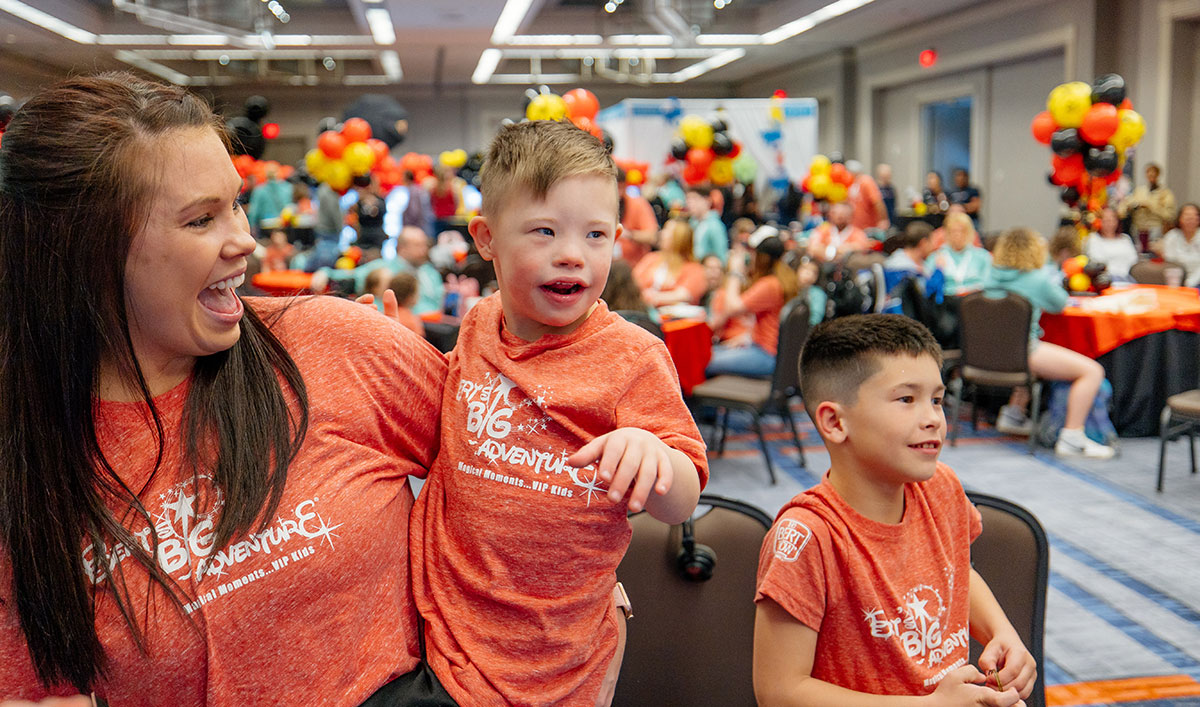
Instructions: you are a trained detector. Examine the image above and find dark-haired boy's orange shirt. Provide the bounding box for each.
[756,463,982,695]
[412,293,708,706]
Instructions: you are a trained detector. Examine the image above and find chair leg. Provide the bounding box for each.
[948,381,964,447]
[783,404,807,469]
[1158,407,1171,493]
[1190,424,1196,475]
[716,408,729,457]
[750,412,778,485]
[1028,381,1042,455]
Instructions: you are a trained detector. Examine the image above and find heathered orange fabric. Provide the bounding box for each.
[740,275,786,355]
[632,252,708,305]
[756,463,983,696]
[411,293,708,706]
[0,296,446,705]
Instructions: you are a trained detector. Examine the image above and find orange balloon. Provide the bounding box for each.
[563,88,600,121]
[1030,110,1057,144]
[1062,258,1084,276]
[341,117,372,143]
[318,130,347,159]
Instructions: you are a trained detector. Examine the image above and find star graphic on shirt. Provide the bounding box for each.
[310,514,344,550]
[495,374,517,405]
[535,395,546,406]
[906,597,932,623]
[570,467,606,507]
[517,423,527,433]
[163,492,197,530]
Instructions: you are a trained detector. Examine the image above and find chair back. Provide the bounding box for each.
[771,296,811,398]
[614,495,771,707]
[959,291,1033,376]
[966,491,1048,707]
[615,309,664,339]
[1130,259,1187,285]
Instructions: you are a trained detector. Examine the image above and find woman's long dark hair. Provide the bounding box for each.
[0,73,308,691]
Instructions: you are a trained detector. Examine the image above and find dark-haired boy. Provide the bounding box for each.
[754,314,1036,706]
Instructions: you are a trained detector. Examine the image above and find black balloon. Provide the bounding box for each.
[1061,186,1081,205]
[226,115,265,159]
[1083,261,1107,278]
[244,95,270,122]
[317,116,341,135]
[1091,73,1126,106]
[0,94,15,131]
[709,117,728,133]
[342,94,409,148]
[1047,171,1064,187]
[670,137,689,161]
[1051,128,1084,157]
[1092,272,1113,291]
[711,132,733,156]
[1083,144,1119,176]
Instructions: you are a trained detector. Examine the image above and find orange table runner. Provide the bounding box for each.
[1040,285,1200,359]
[252,270,315,296]
[661,318,712,396]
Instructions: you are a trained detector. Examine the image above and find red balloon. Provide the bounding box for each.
[232,154,256,178]
[801,175,812,193]
[728,142,741,159]
[830,162,853,187]
[1031,110,1057,145]
[1079,103,1119,145]
[1052,153,1086,186]
[682,162,708,185]
[687,147,715,171]
[367,138,390,165]
[563,88,600,121]
[1119,98,1133,111]
[341,117,372,143]
[318,130,347,159]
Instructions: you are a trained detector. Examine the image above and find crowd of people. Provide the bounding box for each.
[4,70,1197,706]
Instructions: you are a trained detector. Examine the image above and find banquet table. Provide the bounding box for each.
[1039,285,1200,436]
[252,270,316,296]
[661,318,712,396]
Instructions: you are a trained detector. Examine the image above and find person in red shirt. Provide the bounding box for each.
[847,159,889,232]
[411,120,708,706]
[754,315,1037,705]
[0,74,449,705]
[633,218,708,307]
[706,234,800,378]
[617,172,659,267]
[807,201,871,263]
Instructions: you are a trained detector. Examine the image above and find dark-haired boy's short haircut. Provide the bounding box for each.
[799,314,943,418]
[903,221,934,247]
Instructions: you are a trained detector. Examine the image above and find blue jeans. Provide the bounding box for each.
[705,342,776,379]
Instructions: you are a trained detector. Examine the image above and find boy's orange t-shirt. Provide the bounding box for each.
[740,274,786,355]
[411,293,708,706]
[0,296,447,704]
[756,463,983,695]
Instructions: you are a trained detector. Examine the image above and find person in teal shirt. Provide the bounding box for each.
[926,212,991,295]
[686,187,729,265]
[981,227,1114,459]
[246,165,294,235]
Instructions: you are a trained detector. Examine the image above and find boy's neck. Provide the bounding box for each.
[826,461,906,525]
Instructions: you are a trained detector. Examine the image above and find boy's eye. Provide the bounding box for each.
[897,395,914,403]
[588,230,607,239]
[536,227,554,236]
[932,396,943,406]
[188,214,214,228]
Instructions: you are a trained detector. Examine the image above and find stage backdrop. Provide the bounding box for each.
[595,97,819,192]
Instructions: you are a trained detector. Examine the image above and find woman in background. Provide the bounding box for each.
[1084,207,1138,280]
[927,211,991,294]
[633,218,708,307]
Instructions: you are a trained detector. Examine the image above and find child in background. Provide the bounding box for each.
[754,314,1036,706]
[387,271,425,338]
[411,120,707,706]
[796,257,827,327]
[262,228,294,272]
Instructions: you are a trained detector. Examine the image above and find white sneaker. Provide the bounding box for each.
[995,405,1033,436]
[1055,429,1116,460]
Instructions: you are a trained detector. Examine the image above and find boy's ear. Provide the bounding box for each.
[468,216,496,261]
[614,222,624,242]
[813,400,848,444]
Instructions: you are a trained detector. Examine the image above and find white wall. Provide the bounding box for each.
[735,51,852,156]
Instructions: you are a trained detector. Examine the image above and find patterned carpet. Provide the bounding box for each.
[699,405,1200,707]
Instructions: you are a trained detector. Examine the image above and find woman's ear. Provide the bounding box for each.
[468,216,496,261]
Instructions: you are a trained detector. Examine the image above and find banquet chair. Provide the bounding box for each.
[947,291,1041,452]
[1156,389,1200,492]
[966,491,1049,707]
[615,309,664,339]
[614,495,772,707]
[1130,259,1187,285]
[689,297,811,484]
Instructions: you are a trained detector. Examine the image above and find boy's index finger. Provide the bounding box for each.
[566,434,608,468]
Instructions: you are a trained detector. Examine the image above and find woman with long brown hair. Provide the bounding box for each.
[0,74,450,704]
[705,235,800,378]
[632,218,708,307]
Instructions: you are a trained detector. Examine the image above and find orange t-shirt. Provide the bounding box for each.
[741,275,786,355]
[807,224,870,262]
[632,252,708,305]
[618,193,659,266]
[0,296,446,704]
[850,175,884,231]
[756,464,983,695]
[411,294,708,706]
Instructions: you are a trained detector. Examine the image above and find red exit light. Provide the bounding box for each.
[919,49,938,68]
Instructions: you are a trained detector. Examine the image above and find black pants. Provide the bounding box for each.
[359,662,458,707]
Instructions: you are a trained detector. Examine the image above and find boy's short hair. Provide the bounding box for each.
[901,221,934,249]
[799,314,943,418]
[478,120,616,218]
[388,271,419,304]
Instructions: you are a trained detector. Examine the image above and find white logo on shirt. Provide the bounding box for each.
[773,518,812,562]
[863,581,969,668]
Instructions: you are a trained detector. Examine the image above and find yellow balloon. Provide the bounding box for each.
[679,115,714,149]
[343,141,376,176]
[1110,108,1146,151]
[809,155,832,177]
[335,256,357,270]
[827,182,848,203]
[305,148,329,176]
[1068,272,1091,292]
[1047,81,1092,128]
[325,160,352,191]
[809,173,831,199]
[526,94,557,121]
[913,202,928,216]
[769,105,784,123]
[708,157,734,186]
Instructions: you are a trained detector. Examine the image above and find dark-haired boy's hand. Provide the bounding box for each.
[927,665,1024,707]
[978,629,1037,699]
[568,428,700,524]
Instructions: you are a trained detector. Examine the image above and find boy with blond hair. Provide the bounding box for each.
[410,120,707,706]
[754,314,1037,706]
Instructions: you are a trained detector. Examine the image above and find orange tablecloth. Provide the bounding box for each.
[252,270,315,296]
[1040,285,1200,359]
[662,318,712,396]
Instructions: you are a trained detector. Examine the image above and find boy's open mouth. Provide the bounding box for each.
[542,281,584,295]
